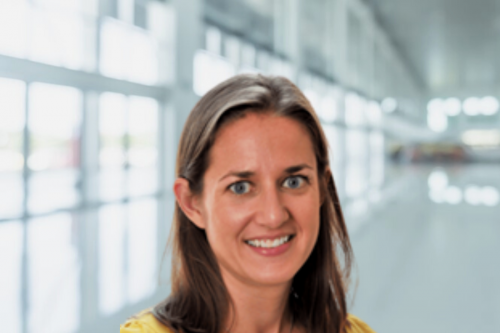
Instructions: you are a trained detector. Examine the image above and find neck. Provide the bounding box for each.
[221,269,293,333]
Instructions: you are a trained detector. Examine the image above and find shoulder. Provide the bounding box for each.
[120,309,173,333]
[346,314,377,333]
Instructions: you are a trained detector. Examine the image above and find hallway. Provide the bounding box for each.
[349,164,500,333]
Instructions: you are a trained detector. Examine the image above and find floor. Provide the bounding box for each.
[348,164,500,333]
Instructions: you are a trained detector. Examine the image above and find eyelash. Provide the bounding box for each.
[228,175,310,194]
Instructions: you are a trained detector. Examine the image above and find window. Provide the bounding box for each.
[0,221,23,333]
[28,213,81,333]
[0,78,25,220]
[0,1,172,330]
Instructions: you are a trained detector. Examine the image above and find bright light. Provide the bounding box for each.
[381,97,397,113]
[429,190,445,203]
[463,97,480,116]
[480,96,499,116]
[427,98,443,113]
[427,108,448,132]
[461,130,500,147]
[445,186,462,205]
[464,186,482,205]
[481,186,500,206]
[443,98,461,116]
[367,101,382,126]
[428,170,448,190]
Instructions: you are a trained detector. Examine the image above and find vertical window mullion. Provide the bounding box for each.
[20,80,31,333]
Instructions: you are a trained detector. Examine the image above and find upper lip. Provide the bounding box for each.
[244,233,295,241]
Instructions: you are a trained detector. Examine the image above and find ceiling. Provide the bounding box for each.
[369,0,500,98]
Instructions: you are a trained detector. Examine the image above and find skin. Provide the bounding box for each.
[174,112,327,333]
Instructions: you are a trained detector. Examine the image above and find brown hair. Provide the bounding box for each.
[153,74,353,333]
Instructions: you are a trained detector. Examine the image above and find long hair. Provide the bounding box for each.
[153,74,353,333]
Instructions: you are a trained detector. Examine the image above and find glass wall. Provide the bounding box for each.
[0,1,173,332]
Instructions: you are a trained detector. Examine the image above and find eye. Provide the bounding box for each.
[229,181,251,195]
[283,175,307,189]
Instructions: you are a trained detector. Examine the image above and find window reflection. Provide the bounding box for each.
[0,0,97,70]
[99,93,128,201]
[99,92,127,168]
[30,7,85,69]
[98,203,126,316]
[28,83,81,214]
[28,169,80,214]
[0,221,23,333]
[127,96,158,197]
[28,213,80,333]
[98,199,158,315]
[28,82,82,171]
[0,0,29,58]
[128,167,158,198]
[128,96,158,168]
[0,173,24,219]
[99,168,126,202]
[0,78,25,219]
[100,18,159,85]
[0,78,26,172]
[32,0,85,13]
[193,50,236,96]
[127,199,157,303]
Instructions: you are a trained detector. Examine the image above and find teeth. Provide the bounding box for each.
[247,235,291,248]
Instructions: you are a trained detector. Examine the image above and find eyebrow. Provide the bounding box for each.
[218,163,313,182]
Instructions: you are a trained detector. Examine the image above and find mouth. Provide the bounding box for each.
[244,235,295,249]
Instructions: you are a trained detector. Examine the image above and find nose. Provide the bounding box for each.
[255,183,290,228]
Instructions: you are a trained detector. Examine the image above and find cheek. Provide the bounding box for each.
[292,195,321,240]
[204,199,250,243]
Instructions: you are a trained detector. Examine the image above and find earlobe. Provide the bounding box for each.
[173,178,206,229]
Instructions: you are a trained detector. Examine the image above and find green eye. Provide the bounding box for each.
[283,176,305,189]
[229,181,250,195]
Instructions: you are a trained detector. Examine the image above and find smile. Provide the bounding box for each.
[245,235,294,248]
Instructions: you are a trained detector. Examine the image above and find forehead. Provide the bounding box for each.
[207,112,316,176]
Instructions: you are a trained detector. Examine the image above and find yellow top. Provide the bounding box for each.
[120,309,376,333]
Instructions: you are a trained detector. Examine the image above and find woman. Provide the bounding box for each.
[121,74,376,333]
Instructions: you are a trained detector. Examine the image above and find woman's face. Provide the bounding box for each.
[196,112,322,288]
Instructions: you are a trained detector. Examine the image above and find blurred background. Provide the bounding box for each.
[0,0,499,332]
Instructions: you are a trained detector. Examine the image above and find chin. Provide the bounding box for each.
[244,266,298,287]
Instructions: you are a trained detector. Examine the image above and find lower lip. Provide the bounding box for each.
[246,239,292,256]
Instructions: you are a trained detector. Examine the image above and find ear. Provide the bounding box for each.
[173,177,206,229]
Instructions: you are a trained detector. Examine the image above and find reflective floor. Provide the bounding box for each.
[349,164,500,333]
[1,163,499,333]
